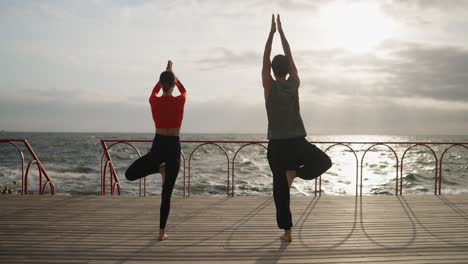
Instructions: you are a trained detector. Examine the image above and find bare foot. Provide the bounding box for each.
[160,164,166,187]
[280,230,292,242]
[159,229,168,241]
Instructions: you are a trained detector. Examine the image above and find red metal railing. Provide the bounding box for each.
[0,139,55,195]
[100,139,186,196]
[100,139,468,197]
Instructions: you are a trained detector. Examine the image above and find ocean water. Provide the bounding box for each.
[1,132,467,196]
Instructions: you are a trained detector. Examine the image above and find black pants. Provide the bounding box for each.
[125,134,181,229]
[267,137,332,230]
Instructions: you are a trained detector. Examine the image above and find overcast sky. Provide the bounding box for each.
[1,0,468,135]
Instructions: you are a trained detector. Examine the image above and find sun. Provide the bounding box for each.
[318,1,394,52]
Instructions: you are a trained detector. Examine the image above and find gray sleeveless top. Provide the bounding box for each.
[265,79,307,140]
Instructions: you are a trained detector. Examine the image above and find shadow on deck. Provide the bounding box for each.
[1,195,468,263]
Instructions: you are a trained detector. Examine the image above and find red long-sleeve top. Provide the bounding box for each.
[149,80,187,129]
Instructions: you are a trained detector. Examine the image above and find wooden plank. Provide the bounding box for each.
[0,195,468,263]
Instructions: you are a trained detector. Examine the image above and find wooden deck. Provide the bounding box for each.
[1,195,468,263]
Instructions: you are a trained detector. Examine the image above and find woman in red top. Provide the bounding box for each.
[125,60,186,241]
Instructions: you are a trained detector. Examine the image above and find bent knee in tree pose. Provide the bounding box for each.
[262,14,332,242]
[125,60,187,241]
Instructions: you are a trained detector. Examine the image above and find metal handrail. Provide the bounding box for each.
[0,139,55,195]
[231,143,268,197]
[324,143,359,196]
[360,144,399,196]
[100,140,187,196]
[188,142,229,197]
[439,144,468,195]
[100,142,142,196]
[400,144,438,195]
[99,139,468,196]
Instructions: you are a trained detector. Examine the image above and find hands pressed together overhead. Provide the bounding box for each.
[166,60,173,71]
[263,13,299,97]
[165,60,178,83]
[270,14,283,34]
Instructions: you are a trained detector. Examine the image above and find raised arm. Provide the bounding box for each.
[150,60,174,100]
[262,14,275,99]
[175,79,187,98]
[149,82,162,100]
[277,15,299,84]
[166,60,186,98]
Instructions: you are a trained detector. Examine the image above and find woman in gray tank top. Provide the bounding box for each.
[262,14,332,242]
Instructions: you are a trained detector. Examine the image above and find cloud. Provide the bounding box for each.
[200,0,321,14]
[1,0,467,135]
[2,89,467,135]
[382,0,468,26]
[195,48,261,70]
[389,0,468,11]
[276,0,322,12]
[0,92,154,133]
[193,40,468,106]
[298,93,468,135]
[381,43,468,101]
[288,42,468,103]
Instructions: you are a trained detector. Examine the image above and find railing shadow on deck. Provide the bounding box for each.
[113,197,277,262]
[296,196,358,250]
[399,196,468,249]
[103,195,468,263]
[293,195,417,251]
[437,195,468,221]
[296,195,468,251]
[100,139,468,197]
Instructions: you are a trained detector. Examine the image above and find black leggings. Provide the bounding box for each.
[267,137,332,230]
[125,134,181,229]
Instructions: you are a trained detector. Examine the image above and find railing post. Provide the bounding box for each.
[23,140,55,195]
